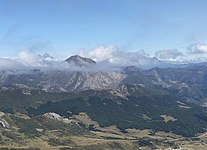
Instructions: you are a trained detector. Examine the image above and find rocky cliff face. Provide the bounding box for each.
[0,69,126,92]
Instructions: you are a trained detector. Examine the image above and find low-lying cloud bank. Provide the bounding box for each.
[79,43,207,65]
[0,50,64,70]
[1,43,207,71]
[188,43,207,54]
[79,45,161,67]
[0,50,122,71]
[155,49,183,60]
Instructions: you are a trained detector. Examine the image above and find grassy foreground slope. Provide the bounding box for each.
[1,112,207,150]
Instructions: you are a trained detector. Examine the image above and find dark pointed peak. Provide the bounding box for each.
[65,55,96,67]
[43,53,54,59]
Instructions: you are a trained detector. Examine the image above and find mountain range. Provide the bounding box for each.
[1,55,207,149]
[1,55,207,105]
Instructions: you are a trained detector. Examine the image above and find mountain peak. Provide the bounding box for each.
[43,53,54,59]
[65,55,96,67]
[38,53,55,61]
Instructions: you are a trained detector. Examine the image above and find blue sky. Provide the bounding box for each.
[0,0,207,58]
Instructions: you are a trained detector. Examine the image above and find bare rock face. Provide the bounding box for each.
[43,112,62,120]
[0,69,126,93]
[0,118,10,128]
[65,55,96,67]
[0,112,7,128]
[43,112,71,123]
[0,111,5,117]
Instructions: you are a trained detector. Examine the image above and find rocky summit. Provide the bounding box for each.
[65,55,96,67]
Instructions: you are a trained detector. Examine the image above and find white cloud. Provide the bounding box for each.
[188,43,207,54]
[0,50,58,70]
[1,43,207,71]
[18,50,43,67]
[0,50,101,71]
[0,58,23,69]
[79,45,159,67]
[155,49,183,60]
[79,45,117,62]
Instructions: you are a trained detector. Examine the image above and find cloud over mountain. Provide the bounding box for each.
[0,58,23,69]
[79,45,117,62]
[0,50,59,70]
[79,45,160,67]
[1,43,207,71]
[18,50,43,67]
[188,43,207,54]
[155,49,183,60]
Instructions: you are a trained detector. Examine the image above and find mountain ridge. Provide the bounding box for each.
[1,63,207,106]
